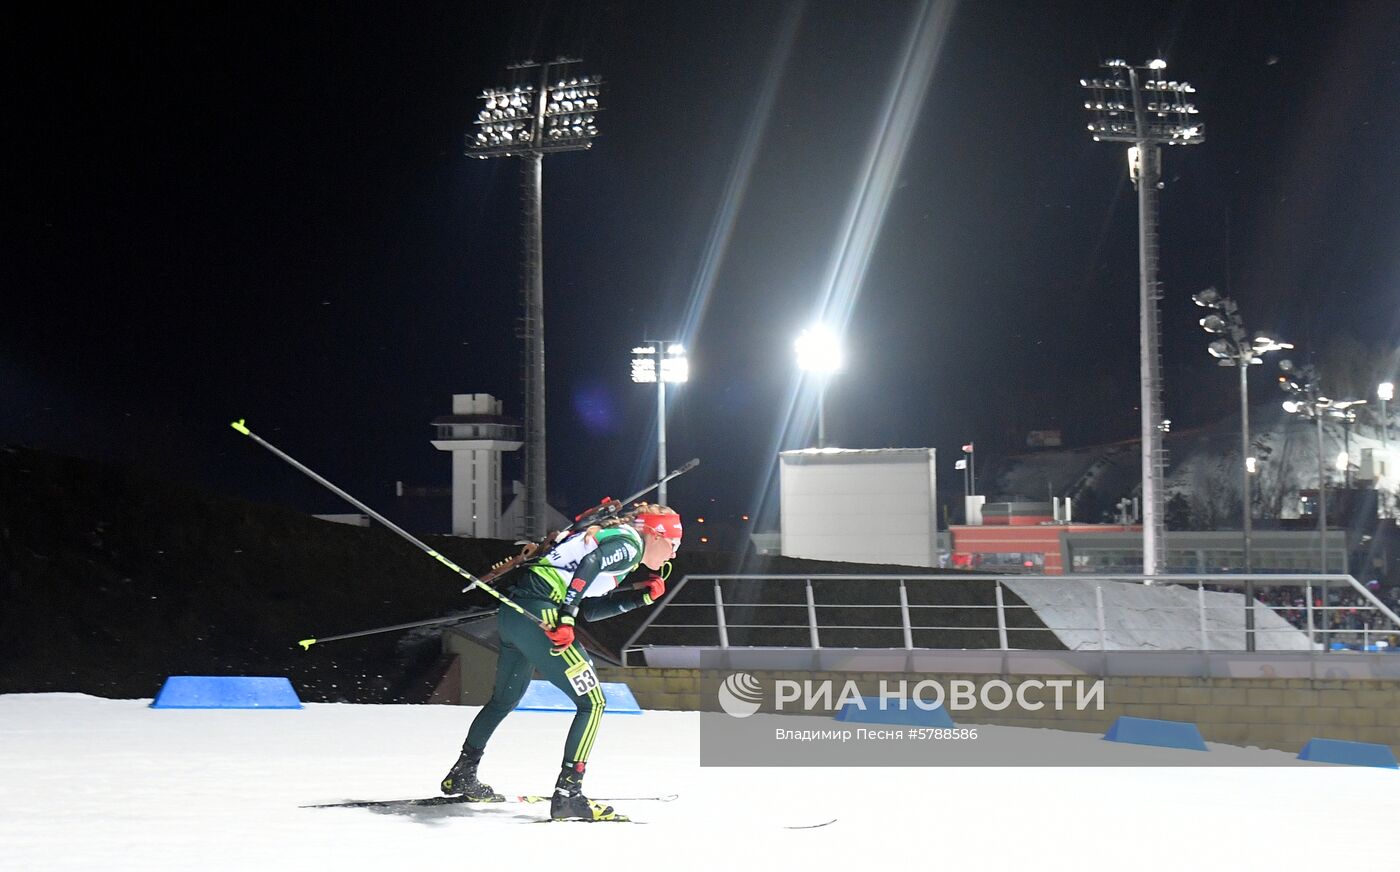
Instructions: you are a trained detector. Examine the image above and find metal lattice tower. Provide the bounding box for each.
[468,59,601,537]
[1080,59,1203,577]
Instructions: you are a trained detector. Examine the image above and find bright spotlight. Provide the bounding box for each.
[795,326,843,374]
[1199,314,1227,334]
[1192,287,1221,308]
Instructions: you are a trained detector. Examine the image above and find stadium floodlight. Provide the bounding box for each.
[632,340,687,503]
[1199,314,1227,334]
[630,346,658,383]
[1192,287,1288,647]
[1277,357,1340,642]
[465,59,603,538]
[1253,336,1292,355]
[661,346,689,384]
[795,326,843,448]
[1192,288,1220,307]
[1080,58,1204,579]
[795,325,843,374]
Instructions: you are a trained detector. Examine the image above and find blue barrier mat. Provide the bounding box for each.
[833,697,955,727]
[1297,738,1399,769]
[151,676,302,709]
[515,680,642,714]
[1102,716,1207,751]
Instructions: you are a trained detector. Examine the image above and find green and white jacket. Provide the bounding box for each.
[515,526,655,622]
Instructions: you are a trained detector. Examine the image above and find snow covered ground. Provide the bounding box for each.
[2,693,1395,871]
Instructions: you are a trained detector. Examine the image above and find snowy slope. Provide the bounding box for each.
[1,693,1394,871]
[1002,578,1315,650]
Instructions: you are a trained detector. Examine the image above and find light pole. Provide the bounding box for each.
[631,342,688,505]
[795,326,842,449]
[962,442,976,495]
[1279,359,1352,646]
[1081,58,1204,578]
[1331,404,1365,488]
[1381,382,1394,518]
[1192,286,1291,650]
[1379,382,1393,453]
[468,60,602,537]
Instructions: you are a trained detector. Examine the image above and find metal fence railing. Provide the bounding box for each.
[619,573,1400,665]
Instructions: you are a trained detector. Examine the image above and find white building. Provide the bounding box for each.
[779,447,939,567]
[430,394,522,538]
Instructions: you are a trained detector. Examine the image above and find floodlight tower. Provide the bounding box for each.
[467,59,602,537]
[1277,359,1360,645]
[1193,287,1292,650]
[631,342,689,505]
[1080,58,1204,578]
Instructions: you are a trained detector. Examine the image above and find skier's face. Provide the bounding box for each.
[640,530,679,569]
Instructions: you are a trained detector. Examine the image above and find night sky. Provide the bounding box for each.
[7,1,1399,531]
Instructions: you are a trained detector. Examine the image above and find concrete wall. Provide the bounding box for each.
[598,665,1400,756]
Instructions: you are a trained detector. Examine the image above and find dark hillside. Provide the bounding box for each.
[0,446,516,702]
[0,446,1059,702]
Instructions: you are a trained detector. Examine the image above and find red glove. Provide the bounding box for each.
[545,615,575,654]
[640,573,665,604]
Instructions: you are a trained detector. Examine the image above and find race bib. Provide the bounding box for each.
[565,659,600,697]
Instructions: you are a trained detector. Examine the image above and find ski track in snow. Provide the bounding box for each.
[0,693,1394,871]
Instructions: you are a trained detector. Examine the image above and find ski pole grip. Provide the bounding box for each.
[230,419,251,436]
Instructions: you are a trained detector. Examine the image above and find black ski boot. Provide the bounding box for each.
[550,762,621,821]
[440,743,503,801]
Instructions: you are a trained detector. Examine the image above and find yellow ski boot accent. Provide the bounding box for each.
[588,800,620,821]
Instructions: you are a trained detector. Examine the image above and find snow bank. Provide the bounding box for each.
[1003,577,1315,650]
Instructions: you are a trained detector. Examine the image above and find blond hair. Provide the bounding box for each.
[628,502,677,519]
[588,502,677,533]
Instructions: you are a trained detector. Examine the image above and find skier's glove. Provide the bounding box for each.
[639,573,666,605]
[545,615,576,654]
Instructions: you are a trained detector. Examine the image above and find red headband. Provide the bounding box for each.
[635,513,683,540]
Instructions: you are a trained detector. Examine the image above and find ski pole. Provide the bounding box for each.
[229,419,547,632]
[297,608,492,651]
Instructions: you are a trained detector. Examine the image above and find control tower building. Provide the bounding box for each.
[430,393,522,538]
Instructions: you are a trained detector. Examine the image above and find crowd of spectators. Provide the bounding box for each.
[1245,582,1400,642]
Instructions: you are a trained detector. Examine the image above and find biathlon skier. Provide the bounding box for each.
[439,503,683,821]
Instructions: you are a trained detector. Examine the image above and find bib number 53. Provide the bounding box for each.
[565,659,600,697]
